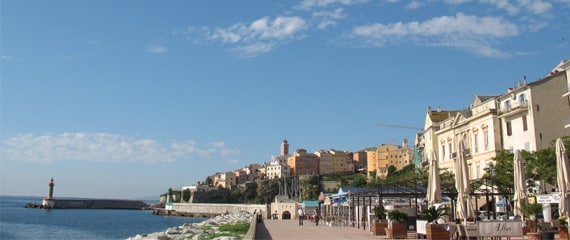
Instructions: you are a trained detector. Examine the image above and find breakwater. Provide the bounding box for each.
[25,199,148,209]
[152,203,268,219]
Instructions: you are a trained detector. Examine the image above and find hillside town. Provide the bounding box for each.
[156,60,570,239]
[168,60,569,201]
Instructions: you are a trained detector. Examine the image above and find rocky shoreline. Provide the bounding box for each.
[127,211,254,240]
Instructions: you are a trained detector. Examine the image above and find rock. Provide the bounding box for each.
[127,210,253,240]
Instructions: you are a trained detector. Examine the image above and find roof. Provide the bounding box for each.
[303,200,320,207]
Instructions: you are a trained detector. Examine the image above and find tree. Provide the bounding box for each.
[204,176,213,186]
[301,175,321,200]
[256,179,280,204]
[386,166,397,177]
[351,174,367,187]
[181,189,191,202]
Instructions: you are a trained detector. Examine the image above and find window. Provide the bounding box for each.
[483,129,489,150]
[506,121,512,136]
[474,133,479,153]
[519,93,526,105]
[505,100,511,110]
[442,145,445,161]
[522,115,528,131]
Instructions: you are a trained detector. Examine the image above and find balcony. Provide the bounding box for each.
[498,101,528,118]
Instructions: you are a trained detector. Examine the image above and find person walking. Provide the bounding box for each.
[298,208,304,226]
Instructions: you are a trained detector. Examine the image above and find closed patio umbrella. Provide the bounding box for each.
[512,150,526,217]
[556,138,570,218]
[426,150,442,208]
[454,141,473,222]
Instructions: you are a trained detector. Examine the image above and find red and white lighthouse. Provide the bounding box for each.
[42,177,55,208]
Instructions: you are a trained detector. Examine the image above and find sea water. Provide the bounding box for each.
[0,196,204,240]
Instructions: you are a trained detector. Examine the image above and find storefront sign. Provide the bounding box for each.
[478,221,523,237]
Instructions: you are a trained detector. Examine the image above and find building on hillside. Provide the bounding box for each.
[213,171,236,190]
[265,139,292,179]
[365,149,378,180]
[351,151,367,173]
[315,149,354,176]
[281,139,289,156]
[498,60,570,152]
[266,156,290,179]
[287,149,319,176]
[234,169,249,185]
[375,140,414,178]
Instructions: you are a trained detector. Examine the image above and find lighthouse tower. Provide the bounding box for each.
[165,187,174,210]
[42,177,55,208]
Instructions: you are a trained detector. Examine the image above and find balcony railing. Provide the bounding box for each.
[499,101,528,115]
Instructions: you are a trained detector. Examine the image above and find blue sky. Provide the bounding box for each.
[1,0,569,199]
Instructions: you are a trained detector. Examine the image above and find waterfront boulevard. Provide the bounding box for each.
[255,219,537,239]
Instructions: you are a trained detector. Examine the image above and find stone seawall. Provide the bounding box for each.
[170,203,268,219]
[53,199,148,209]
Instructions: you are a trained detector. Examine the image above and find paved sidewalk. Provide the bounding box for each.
[255,219,398,240]
[254,220,550,239]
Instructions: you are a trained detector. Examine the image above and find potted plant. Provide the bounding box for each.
[386,210,408,239]
[372,206,388,235]
[522,202,543,240]
[420,207,449,240]
[559,216,568,239]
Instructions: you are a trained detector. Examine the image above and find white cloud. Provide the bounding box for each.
[204,16,308,56]
[406,1,424,9]
[445,0,471,3]
[313,8,346,29]
[0,55,12,62]
[295,0,369,10]
[147,45,168,54]
[351,12,518,57]
[0,133,239,164]
[520,0,552,14]
[480,0,551,15]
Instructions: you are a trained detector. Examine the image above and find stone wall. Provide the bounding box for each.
[54,199,148,209]
[172,203,269,219]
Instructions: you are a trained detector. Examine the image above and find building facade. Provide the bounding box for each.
[375,140,414,178]
[287,149,319,176]
[315,149,354,176]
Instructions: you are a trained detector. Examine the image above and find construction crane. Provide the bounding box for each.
[376,123,423,131]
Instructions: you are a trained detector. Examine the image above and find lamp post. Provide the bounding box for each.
[485,162,494,220]
[488,162,497,220]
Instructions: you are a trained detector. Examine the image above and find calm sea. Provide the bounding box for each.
[0,196,204,240]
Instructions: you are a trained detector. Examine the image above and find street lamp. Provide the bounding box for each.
[487,162,497,220]
[486,162,495,220]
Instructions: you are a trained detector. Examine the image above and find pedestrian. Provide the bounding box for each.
[298,208,304,226]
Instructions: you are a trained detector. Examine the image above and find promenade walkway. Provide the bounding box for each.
[255,219,407,240]
[254,219,554,239]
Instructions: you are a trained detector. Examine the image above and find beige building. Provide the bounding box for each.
[426,60,570,181]
[287,149,319,176]
[366,149,378,179]
[351,151,367,173]
[433,96,502,179]
[498,60,570,152]
[270,195,300,220]
[315,149,354,176]
[375,140,414,178]
[213,171,236,189]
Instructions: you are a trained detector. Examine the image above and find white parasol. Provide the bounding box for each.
[556,138,570,217]
[426,150,442,208]
[512,149,527,217]
[454,141,474,222]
